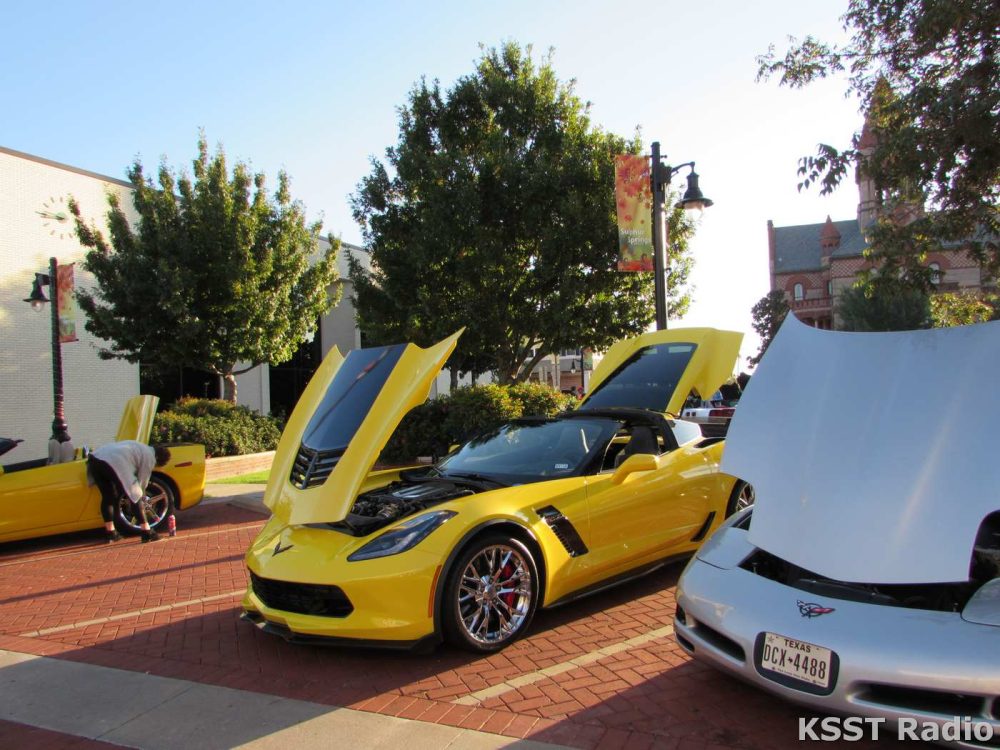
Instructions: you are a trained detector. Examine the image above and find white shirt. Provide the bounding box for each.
[91,440,156,504]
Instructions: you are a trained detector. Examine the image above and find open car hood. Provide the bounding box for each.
[115,395,159,443]
[579,327,742,415]
[723,316,1000,585]
[265,331,461,526]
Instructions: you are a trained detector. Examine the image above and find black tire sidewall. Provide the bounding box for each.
[725,480,752,518]
[443,533,539,653]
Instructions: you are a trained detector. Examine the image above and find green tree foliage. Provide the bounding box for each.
[748,290,790,367]
[351,42,697,383]
[757,0,1000,285]
[71,135,340,403]
[929,290,999,327]
[836,279,931,331]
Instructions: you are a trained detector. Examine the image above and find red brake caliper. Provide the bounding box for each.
[501,563,516,608]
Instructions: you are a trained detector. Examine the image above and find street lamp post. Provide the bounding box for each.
[24,257,71,445]
[649,141,713,330]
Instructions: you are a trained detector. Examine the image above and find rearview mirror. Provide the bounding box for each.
[611,453,658,484]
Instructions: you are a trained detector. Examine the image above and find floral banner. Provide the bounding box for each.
[614,154,653,271]
[56,263,78,343]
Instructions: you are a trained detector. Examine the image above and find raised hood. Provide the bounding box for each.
[579,327,742,415]
[115,395,159,443]
[265,331,461,526]
[723,315,1000,585]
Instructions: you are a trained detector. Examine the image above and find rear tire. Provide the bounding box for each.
[725,480,755,517]
[114,474,176,535]
[442,533,539,653]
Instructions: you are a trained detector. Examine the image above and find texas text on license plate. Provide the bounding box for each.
[758,632,833,689]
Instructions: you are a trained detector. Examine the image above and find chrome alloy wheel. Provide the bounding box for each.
[735,482,755,512]
[457,544,533,645]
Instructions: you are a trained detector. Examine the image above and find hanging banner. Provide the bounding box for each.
[614,154,653,271]
[56,263,79,343]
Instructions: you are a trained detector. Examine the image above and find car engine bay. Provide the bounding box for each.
[740,512,1000,613]
[331,474,482,536]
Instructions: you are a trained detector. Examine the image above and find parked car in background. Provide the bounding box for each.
[675,317,1000,742]
[243,327,753,653]
[680,382,742,438]
[0,396,205,542]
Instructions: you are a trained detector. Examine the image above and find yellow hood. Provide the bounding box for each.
[580,327,743,415]
[265,331,461,526]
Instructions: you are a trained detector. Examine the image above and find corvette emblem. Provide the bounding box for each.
[797,600,835,618]
[273,540,294,556]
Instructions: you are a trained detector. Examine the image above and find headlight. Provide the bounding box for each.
[347,511,457,562]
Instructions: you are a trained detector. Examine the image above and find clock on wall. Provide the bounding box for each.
[36,195,72,240]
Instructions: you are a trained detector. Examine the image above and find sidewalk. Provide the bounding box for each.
[0,649,564,749]
[202,482,268,515]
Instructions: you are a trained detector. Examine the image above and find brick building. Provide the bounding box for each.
[767,129,990,328]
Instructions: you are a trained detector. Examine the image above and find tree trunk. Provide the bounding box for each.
[223,372,238,404]
[449,366,459,392]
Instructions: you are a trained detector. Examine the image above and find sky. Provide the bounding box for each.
[2,0,863,368]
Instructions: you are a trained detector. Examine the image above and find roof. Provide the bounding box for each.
[772,219,867,274]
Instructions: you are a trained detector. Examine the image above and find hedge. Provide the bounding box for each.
[381,382,577,463]
[152,398,282,458]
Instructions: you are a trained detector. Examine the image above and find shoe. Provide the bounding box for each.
[141,530,161,543]
[105,531,123,544]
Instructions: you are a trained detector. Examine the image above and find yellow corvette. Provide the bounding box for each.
[0,396,205,543]
[243,328,749,652]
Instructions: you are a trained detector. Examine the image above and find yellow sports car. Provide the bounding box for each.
[243,328,749,652]
[0,396,206,543]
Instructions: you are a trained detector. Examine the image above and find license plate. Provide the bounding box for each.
[758,632,833,689]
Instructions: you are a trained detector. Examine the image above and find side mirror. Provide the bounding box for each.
[611,453,658,484]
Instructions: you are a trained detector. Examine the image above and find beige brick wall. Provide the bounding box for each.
[1,148,140,459]
[205,451,275,481]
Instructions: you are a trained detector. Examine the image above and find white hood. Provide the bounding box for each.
[722,315,1000,585]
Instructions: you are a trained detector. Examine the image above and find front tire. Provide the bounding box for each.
[115,474,176,535]
[443,534,539,653]
[725,480,755,517]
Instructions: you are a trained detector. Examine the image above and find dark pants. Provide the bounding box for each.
[88,455,125,524]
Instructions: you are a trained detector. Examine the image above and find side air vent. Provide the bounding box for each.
[289,444,344,490]
[536,506,589,557]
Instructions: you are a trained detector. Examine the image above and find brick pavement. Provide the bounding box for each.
[0,503,927,749]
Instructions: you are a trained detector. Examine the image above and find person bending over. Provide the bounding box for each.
[88,440,171,543]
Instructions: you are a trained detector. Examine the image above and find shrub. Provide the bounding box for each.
[152,399,282,457]
[381,382,575,463]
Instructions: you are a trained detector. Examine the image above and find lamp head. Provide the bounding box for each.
[677,170,713,212]
[24,274,50,311]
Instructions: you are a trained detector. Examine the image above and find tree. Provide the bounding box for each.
[748,290,790,367]
[351,42,698,384]
[836,279,931,331]
[930,290,999,327]
[71,135,340,403]
[757,0,1000,286]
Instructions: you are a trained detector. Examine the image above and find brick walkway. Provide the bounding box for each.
[0,503,924,749]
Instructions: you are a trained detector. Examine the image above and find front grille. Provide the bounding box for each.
[856,683,986,717]
[249,571,353,617]
[289,444,343,489]
[691,621,745,662]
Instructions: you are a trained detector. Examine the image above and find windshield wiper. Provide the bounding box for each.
[445,472,508,488]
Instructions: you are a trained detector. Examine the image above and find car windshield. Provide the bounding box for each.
[437,417,619,484]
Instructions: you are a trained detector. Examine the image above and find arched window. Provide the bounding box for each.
[929,262,942,285]
[793,283,804,301]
